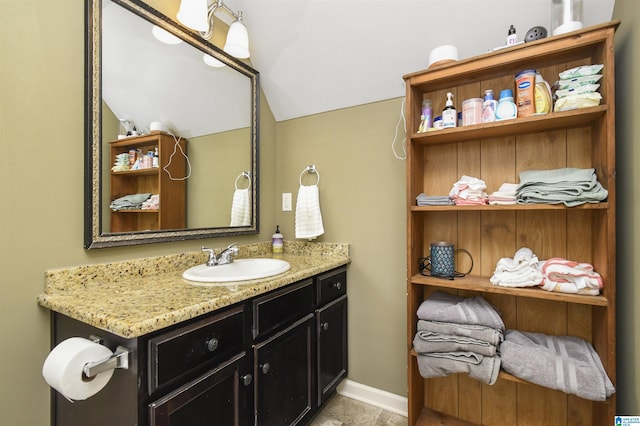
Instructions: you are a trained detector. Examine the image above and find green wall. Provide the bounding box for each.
[613,1,640,415]
[1,1,638,425]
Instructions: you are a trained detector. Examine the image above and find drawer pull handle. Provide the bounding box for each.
[242,374,253,386]
[333,281,342,290]
[206,338,219,352]
[260,363,270,374]
[321,322,329,331]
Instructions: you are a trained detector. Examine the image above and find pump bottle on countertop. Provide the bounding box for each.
[272,225,284,254]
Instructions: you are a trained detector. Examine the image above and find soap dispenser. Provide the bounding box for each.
[272,225,284,254]
[442,92,457,128]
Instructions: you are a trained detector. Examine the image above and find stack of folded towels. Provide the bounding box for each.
[413,291,504,385]
[449,175,488,205]
[516,167,608,207]
[501,330,615,401]
[489,247,543,288]
[110,193,152,211]
[141,194,160,210]
[488,183,518,205]
[490,248,604,295]
[416,193,454,206]
[538,258,603,295]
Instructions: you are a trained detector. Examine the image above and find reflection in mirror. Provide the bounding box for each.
[85,0,259,249]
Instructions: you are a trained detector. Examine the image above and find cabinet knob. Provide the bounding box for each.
[333,281,342,290]
[321,322,329,331]
[206,337,219,352]
[260,363,270,374]
[241,374,253,386]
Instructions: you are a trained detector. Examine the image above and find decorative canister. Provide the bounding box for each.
[462,98,483,126]
[429,242,456,277]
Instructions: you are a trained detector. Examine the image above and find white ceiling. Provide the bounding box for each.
[104,0,615,132]
[230,0,615,122]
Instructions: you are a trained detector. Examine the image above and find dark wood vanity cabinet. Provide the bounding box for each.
[50,267,347,426]
[147,304,253,426]
[148,351,253,426]
[315,268,348,406]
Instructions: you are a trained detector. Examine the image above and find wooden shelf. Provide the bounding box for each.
[415,407,478,426]
[410,202,609,212]
[404,21,618,425]
[410,106,607,146]
[111,209,158,213]
[410,274,609,306]
[111,168,159,176]
[109,133,186,233]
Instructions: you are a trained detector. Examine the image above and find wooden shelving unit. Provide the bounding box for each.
[109,132,187,232]
[404,21,618,425]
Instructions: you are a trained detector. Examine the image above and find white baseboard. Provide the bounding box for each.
[336,379,408,417]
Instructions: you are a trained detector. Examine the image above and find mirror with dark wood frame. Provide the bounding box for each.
[85,0,259,249]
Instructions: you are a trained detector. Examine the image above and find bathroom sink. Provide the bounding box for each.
[183,258,291,283]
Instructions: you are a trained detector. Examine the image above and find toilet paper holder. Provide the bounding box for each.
[82,335,130,378]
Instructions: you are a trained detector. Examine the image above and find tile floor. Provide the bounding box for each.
[309,394,408,426]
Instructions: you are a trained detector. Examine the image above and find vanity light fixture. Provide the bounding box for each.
[177,0,250,59]
[151,25,183,45]
[203,53,226,67]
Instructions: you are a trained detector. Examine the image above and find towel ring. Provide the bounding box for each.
[235,171,251,190]
[299,165,320,186]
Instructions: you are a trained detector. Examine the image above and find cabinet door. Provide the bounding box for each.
[316,295,348,406]
[254,314,314,426]
[148,352,253,426]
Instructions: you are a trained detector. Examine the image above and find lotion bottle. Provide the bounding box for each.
[482,89,498,122]
[442,92,457,128]
[272,225,284,254]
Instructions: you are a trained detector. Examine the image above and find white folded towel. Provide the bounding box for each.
[295,184,324,239]
[230,188,251,226]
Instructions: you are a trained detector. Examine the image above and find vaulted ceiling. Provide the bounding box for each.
[232,0,615,121]
[104,0,615,135]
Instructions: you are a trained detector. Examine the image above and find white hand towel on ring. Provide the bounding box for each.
[230,188,251,226]
[295,184,324,239]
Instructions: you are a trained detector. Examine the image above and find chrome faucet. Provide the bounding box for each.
[202,243,239,266]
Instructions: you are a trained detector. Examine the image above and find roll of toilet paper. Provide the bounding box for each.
[42,337,115,401]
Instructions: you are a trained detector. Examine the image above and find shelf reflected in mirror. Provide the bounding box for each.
[85,0,259,248]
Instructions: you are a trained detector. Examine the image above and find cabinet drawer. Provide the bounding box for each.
[317,267,347,306]
[252,279,314,340]
[148,304,246,394]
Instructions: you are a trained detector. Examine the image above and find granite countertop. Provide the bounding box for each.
[37,242,350,339]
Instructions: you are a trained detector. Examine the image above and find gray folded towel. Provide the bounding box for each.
[416,352,501,385]
[416,291,505,332]
[417,320,503,346]
[413,331,497,357]
[416,193,455,206]
[516,167,608,207]
[110,193,152,211]
[500,330,615,401]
